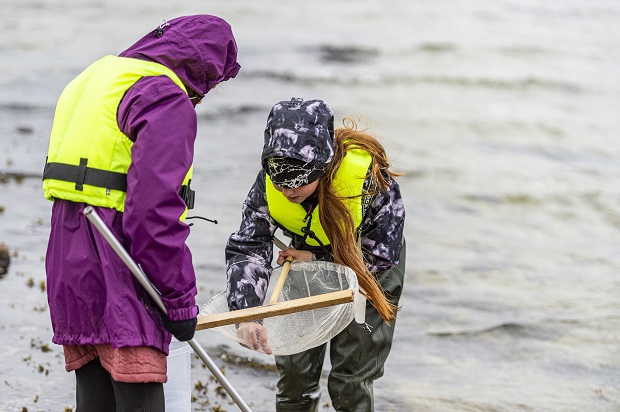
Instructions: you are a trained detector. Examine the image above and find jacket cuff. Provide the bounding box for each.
[166,305,198,321]
[312,250,334,262]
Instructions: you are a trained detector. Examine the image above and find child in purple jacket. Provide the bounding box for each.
[43,15,239,410]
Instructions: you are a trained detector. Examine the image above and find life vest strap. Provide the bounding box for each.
[43,160,127,192]
[43,160,195,209]
[179,181,195,210]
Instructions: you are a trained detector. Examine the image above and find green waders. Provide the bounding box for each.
[275,239,406,412]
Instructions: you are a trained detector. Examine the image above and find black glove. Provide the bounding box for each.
[161,313,197,342]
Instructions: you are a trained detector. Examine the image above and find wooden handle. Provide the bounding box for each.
[196,290,354,330]
[268,256,293,304]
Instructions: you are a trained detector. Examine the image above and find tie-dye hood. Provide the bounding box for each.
[119,15,240,97]
[261,98,335,172]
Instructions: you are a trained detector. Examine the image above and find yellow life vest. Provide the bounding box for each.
[266,148,372,246]
[43,55,193,218]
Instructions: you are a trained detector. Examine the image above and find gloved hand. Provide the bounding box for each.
[161,313,197,342]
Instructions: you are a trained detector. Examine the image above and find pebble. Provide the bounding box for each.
[0,242,10,276]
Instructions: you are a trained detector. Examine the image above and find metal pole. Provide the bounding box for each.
[83,206,252,412]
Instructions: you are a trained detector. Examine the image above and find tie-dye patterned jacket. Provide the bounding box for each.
[225,168,405,311]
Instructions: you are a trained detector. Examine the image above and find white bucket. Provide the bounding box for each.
[164,338,192,412]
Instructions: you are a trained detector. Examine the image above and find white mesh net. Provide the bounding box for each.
[199,261,359,355]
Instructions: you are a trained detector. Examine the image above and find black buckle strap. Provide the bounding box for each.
[44,159,195,209]
[43,161,127,192]
[75,158,88,191]
[179,180,195,210]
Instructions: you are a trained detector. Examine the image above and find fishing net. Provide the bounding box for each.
[199,261,361,356]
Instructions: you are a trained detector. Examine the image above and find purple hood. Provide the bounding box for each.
[119,15,240,97]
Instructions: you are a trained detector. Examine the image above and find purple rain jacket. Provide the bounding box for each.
[45,15,240,354]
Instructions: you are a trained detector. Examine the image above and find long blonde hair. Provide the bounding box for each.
[317,118,401,323]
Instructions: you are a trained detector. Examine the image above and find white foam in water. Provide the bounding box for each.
[164,338,192,412]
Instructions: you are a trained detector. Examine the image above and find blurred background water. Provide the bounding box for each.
[1,0,619,411]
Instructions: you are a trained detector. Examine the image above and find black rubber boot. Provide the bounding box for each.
[328,240,406,411]
[275,343,326,411]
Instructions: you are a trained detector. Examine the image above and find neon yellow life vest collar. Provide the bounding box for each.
[266,148,372,246]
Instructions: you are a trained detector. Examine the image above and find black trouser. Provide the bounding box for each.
[75,358,165,412]
[275,239,406,412]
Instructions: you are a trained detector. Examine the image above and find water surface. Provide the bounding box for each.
[1,0,618,410]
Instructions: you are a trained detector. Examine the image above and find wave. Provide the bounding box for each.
[197,104,265,120]
[416,42,458,53]
[0,170,42,183]
[312,44,380,63]
[0,103,50,113]
[428,318,582,338]
[242,70,584,92]
[462,193,540,205]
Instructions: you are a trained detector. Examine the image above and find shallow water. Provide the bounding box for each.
[1,0,619,411]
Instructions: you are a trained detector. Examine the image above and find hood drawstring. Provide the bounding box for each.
[186,215,218,227]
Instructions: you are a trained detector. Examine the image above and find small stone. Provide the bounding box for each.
[0,242,10,277]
